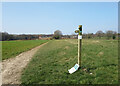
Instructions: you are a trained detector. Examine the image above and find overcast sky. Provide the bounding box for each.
[2,2,118,35]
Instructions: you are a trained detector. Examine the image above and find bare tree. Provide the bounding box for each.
[53,30,62,39]
[106,30,116,39]
[96,30,104,38]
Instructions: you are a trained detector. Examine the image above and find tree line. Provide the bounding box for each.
[0,30,119,41]
[0,32,39,41]
[53,30,118,40]
[82,30,118,39]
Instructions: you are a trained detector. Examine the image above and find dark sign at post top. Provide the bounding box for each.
[78,25,82,31]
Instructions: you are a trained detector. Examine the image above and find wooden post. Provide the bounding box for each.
[75,25,82,67]
[78,38,80,65]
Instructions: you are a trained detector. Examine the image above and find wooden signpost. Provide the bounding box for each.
[75,25,82,67]
[68,25,82,74]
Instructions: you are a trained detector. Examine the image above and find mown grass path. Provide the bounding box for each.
[2,40,48,60]
[2,42,48,84]
[21,39,118,84]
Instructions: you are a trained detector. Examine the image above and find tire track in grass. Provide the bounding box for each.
[2,42,48,84]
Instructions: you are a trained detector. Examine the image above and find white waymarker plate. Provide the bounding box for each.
[68,64,79,74]
[78,35,82,39]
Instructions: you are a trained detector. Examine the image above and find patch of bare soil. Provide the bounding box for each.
[2,42,48,84]
[92,40,100,43]
[97,52,104,56]
[64,46,69,49]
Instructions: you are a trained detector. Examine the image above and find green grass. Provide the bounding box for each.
[2,40,48,60]
[21,39,118,84]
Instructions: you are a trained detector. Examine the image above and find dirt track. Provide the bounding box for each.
[2,42,47,84]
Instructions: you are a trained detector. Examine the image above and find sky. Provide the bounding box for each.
[2,2,118,35]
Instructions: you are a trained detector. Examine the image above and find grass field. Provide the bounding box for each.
[2,40,48,60]
[21,39,118,84]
